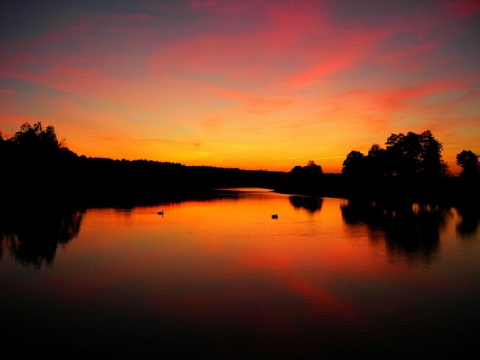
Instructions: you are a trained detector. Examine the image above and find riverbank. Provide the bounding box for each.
[276,174,480,207]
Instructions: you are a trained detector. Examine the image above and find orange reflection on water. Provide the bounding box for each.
[138,197,393,327]
[31,194,469,333]
[2,190,479,359]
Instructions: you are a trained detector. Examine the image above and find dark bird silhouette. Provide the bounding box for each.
[157,210,164,216]
[271,214,278,219]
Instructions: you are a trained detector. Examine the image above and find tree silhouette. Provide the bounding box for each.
[305,160,323,175]
[11,122,60,152]
[366,144,387,176]
[287,160,323,193]
[384,130,447,177]
[2,122,476,206]
[420,131,447,177]
[456,150,479,178]
[343,130,447,179]
[342,150,365,177]
[290,160,323,178]
[2,122,288,206]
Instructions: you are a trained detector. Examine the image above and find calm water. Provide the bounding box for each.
[1,188,479,359]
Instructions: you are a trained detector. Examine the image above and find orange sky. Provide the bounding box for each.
[1,0,479,174]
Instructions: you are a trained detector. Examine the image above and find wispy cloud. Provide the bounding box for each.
[1,0,478,172]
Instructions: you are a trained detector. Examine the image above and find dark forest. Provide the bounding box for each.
[1,122,478,208]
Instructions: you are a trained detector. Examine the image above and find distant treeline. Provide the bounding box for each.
[1,122,479,207]
[0,122,286,207]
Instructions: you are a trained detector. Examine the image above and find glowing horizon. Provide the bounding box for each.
[1,0,479,174]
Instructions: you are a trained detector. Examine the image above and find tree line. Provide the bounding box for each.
[1,122,479,206]
[341,130,478,179]
[280,130,478,203]
[0,122,286,207]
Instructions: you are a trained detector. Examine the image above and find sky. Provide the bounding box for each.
[1,0,479,174]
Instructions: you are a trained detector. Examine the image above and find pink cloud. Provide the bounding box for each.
[286,29,386,88]
[148,2,334,88]
[336,77,469,115]
[1,1,478,173]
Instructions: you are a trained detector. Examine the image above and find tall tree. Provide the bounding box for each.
[419,130,447,177]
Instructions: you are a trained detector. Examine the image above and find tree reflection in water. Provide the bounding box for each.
[0,207,83,268]
[455,202,480,236]
[289,195,323,214]
[340,200,453,265]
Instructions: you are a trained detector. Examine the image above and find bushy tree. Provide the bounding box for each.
[456,150,479,178]
[290,160,323,177]
[342,150,365,177]
[384,130,446,177]
[288,160,323,191]
[0,122,79,192]
[305,160,323,175]
[13,122,60,152]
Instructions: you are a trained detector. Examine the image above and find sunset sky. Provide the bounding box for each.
[1,0,479,174]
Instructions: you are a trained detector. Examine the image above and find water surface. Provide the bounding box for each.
[1,188,479,359]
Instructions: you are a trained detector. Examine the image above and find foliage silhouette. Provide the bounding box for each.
[342,130,447,178]
[1,122,287,207]
[342,150,365,177]
[2,122,479,208]
[456,150,479,178]
[284,160,323,194]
